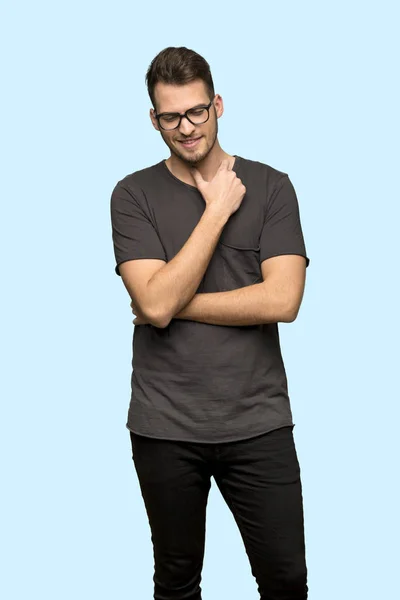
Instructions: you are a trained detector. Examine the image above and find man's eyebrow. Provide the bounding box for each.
[160,103,207,114]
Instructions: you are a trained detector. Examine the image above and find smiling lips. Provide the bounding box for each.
[179,137,202,148]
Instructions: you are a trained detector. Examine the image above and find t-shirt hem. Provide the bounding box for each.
[115,256,166,276]
[125,421,295,444]
[259,251,310,268]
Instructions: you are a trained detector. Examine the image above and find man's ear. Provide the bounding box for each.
[149,108,160,131]
[214,94,224,119]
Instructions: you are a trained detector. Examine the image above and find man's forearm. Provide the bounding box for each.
[174,281,296,326]
[146,206,228,327]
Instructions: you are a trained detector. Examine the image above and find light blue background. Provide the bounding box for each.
[1,1,399,598]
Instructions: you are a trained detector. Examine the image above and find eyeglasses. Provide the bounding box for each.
[154,99,214,131]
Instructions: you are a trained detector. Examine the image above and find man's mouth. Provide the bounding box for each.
[178,136,202,148]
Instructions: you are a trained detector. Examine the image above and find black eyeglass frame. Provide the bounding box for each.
[154,99,214,130]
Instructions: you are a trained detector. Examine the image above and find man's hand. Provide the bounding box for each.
[191,158,246,218]
[130,300,151,325]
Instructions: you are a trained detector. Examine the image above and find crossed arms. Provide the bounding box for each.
[128,254,306,327]
[118,205,307,328]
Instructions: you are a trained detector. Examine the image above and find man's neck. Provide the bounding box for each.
[165,150,234,187]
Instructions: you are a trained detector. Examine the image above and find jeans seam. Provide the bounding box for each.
[219,477,254,556]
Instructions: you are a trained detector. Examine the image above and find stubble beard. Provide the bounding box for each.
[164,119,219,166]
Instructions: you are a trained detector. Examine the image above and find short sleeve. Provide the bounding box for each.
[110,181,167,276]
[259,175,310,267]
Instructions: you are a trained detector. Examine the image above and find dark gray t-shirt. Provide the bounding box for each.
[110,155,310,443]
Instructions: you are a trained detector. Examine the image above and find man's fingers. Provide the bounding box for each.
[191,158,232,188]
[219,158,230,170]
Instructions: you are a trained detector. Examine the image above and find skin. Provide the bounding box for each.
[131,79,307,326]
[131,253,306,326]
[149,79,235,187]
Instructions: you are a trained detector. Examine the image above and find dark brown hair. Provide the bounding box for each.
[146,47,215,111]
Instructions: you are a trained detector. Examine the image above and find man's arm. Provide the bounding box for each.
[169,172,310,327]
[173,254,307,326]
[121,206,227,328]
[118,159,246,328]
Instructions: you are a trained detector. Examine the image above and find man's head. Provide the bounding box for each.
[146,47,224,165]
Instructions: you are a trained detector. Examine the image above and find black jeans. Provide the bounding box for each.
[129,425,308,600]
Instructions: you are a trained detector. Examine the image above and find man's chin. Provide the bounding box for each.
[184,154,205,165]
[173,148,207,165]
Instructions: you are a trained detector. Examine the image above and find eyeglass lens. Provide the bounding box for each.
[159,107,209,130]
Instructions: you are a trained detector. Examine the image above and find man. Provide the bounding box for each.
[110,46,310,600]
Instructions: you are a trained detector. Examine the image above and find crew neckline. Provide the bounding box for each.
[160,155,241,191]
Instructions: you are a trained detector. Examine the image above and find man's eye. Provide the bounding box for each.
[163,115,178,122]
[189,109,205,116]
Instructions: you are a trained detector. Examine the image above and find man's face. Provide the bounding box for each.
[150,79,222,165]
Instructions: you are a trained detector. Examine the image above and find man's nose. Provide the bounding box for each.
[178,116,196,136]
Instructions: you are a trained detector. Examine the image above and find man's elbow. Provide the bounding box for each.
[151,315,172,329]
[280,300,301,323]
[282,311,297,323]
[146,307,172,329]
